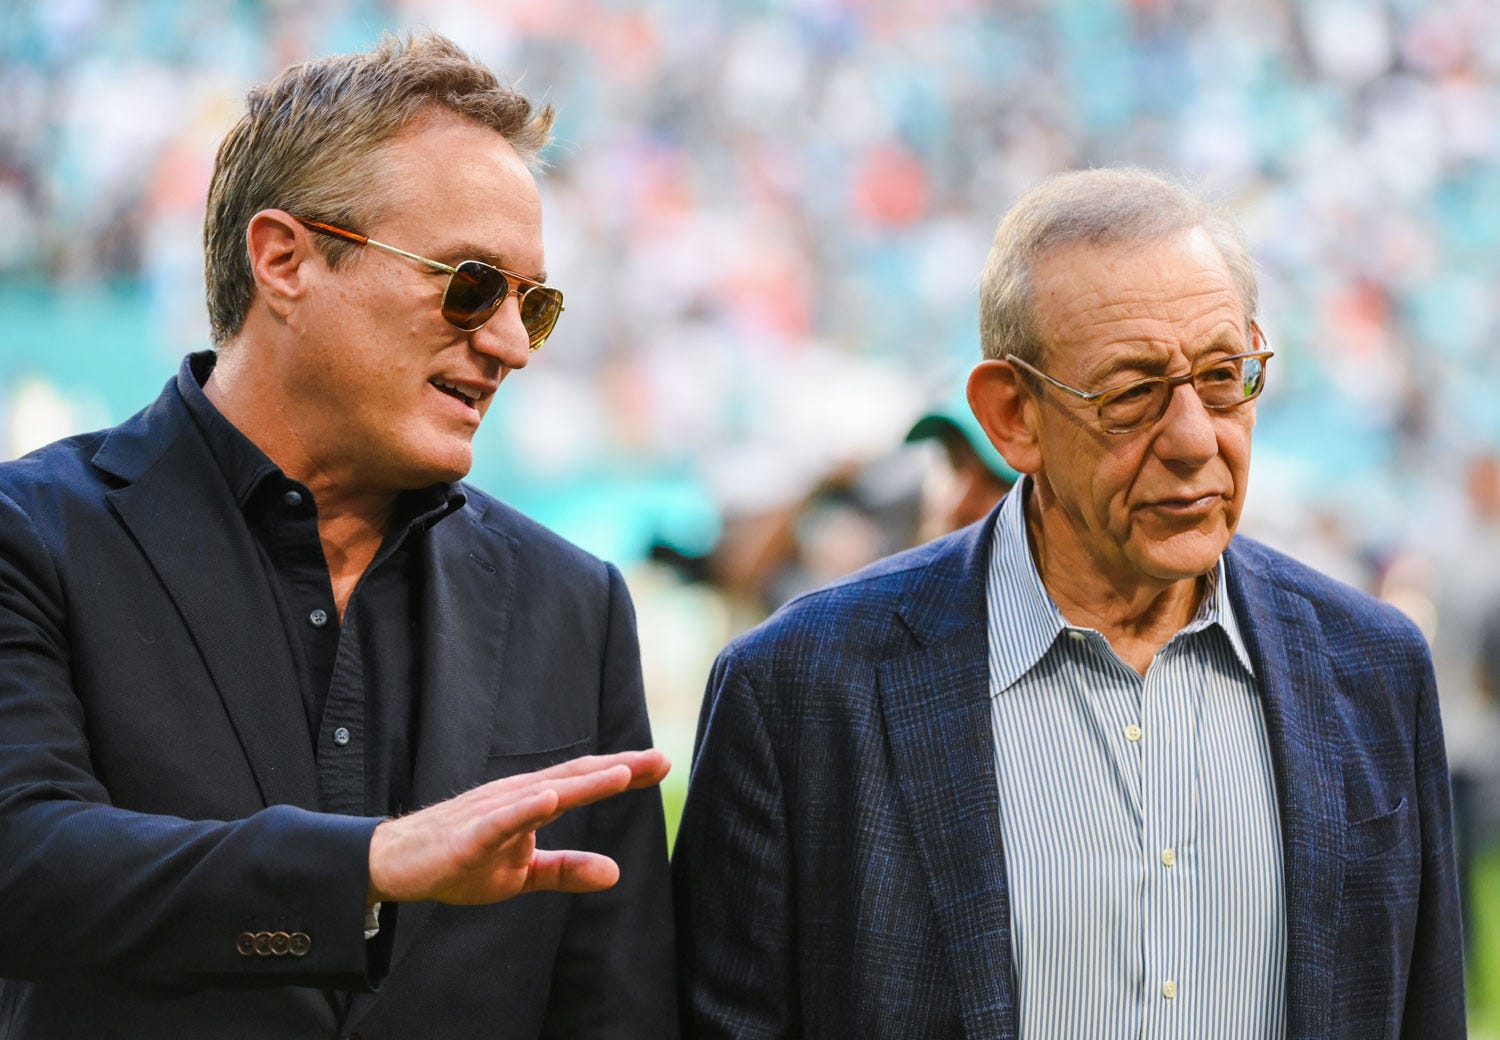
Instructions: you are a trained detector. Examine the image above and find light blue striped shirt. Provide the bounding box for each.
[986,479,1287,1039]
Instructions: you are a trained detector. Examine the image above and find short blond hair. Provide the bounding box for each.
[203,30,554,346]
[978,167,1258,364]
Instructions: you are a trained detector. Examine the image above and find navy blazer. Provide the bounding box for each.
[673,509,1464,1039]
[0,372,676,1038]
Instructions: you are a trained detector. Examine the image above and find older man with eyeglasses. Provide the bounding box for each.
[674,167,1464,1039]
[0,31,675,1039]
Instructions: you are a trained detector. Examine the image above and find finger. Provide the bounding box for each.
[466,789,561,853]
[471,762,638,820]
[622,750,671,789]
[466,762,637,850]
[484,749,669,797]
[532,763,638,813]
[524,849,621,894]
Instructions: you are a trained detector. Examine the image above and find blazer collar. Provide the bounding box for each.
[876,509,1018,1039]
[95,372,321,811]
[1224,541,1345,1040]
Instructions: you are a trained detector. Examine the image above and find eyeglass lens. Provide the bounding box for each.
[442,261,563,347]
[1100,354,1267,430]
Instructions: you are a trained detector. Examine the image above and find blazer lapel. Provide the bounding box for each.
[876,521,1016,1039]
[1226,547,1345,1040]
[96,386,318,811]
[406,503,516,810]
[350,499,516,1027]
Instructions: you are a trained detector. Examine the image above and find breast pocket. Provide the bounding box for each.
[482,734,597,782]
[1346,796,1409,861]
[483,735,599,846]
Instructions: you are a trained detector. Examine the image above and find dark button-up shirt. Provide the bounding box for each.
[178,351,462,818]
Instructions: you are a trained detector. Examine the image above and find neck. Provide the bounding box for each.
[205,345,396,618]
[1023,483,1205,676]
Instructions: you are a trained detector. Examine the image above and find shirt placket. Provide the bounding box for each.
[1139,640,1199,1039]
[316,624,367,816]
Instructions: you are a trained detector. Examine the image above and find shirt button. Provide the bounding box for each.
[1161,847,1176,868]
[1067,630,1085,642]
[282,489,303,508]
[1162,980,1178,999]
[333,727,351,747]
[1124,724,1143,742]
[308,609,329,628]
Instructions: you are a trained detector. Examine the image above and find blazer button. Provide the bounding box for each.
[289,932,312,957]
[270,931,291,956]
[253,932,273,956]
[235,932,257,957]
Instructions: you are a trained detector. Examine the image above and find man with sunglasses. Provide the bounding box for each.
[674,168,1464,1038]
[0,31,675,1039]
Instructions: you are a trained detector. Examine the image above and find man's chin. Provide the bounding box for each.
[388,446,473,489]
[1133,529,1232,584]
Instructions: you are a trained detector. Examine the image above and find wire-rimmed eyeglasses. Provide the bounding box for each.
[1005,324,1273,434]
[295,217,564,350]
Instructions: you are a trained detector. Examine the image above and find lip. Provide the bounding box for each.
[1141,493,1223,516]
[427,378,495,422]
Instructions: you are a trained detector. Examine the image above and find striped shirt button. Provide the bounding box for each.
[1161,847,1176,867]
[1162,980,1178,999]
[1123,723,1143,742]
[1067,630,1085,642]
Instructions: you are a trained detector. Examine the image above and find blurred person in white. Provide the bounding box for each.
[1424,452,1500,958]
[673,167,1464,1039]
[0,31,676,1039]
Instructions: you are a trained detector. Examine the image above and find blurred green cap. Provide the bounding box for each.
[905,386,1020,485]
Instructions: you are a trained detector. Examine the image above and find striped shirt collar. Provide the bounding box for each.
[986,475,1256,694]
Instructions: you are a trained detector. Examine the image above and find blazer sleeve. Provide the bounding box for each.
[672,643,799,1039]
[0,488,380,994]
[538,562,679,1039]
[1400,649,1467,1036]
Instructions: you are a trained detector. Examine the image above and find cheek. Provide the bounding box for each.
[1220,424,1255,487]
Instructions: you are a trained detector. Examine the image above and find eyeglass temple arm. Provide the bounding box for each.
[294,217,457,275]
[1004,354,1107,401]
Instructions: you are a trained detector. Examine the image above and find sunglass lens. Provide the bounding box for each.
[442,261,509,331]
[519,288,563,348]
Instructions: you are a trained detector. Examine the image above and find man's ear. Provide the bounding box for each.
[244,210,313,321]
[968,359,1042,475]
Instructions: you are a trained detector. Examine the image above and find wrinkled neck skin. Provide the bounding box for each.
[1023,478,1206,676]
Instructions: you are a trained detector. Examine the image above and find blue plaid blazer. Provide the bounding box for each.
[673,509,1464,1039]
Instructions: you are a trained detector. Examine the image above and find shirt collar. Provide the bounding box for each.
[985,475,1255,695]
[177,350,465,537]
[179,351,281,507]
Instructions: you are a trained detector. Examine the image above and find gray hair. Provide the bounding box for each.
[977,167,1258,363]
[204,30,554,347]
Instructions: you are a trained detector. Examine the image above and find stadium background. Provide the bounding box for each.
[3,0,1498,1027]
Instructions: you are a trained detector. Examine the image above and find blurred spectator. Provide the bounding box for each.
[1419,452,1500,955]
[905,383,1019,542]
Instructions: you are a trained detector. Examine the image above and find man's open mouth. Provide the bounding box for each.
[432,378,482,408]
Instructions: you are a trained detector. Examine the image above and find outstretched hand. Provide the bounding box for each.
[366,748,670,906]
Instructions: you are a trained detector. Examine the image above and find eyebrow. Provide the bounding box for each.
[1089,333,1245,384]
[435,241,547,284]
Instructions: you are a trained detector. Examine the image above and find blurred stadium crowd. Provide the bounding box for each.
[4,0,1500,1008]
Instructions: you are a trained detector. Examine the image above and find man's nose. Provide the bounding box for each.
[1152,382,1218,463]
[469,295,532,370]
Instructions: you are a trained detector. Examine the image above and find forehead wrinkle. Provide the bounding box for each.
[1040,283,1244,380]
